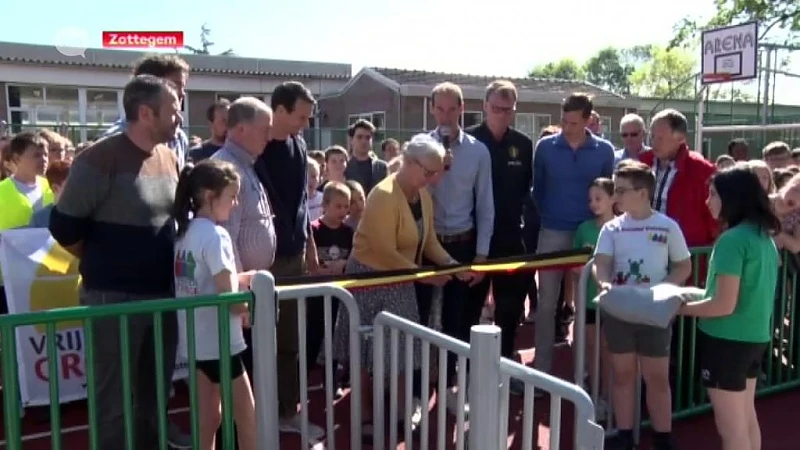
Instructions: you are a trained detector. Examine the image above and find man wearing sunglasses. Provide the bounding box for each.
[615,113,651,167]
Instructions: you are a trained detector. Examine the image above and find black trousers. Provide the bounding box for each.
[415,238,481,387]
[472,233,533,359]
[523,193,540,311]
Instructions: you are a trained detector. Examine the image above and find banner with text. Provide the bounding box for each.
[0,228,188,406]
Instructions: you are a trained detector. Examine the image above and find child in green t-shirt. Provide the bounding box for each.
[569,177,615,416]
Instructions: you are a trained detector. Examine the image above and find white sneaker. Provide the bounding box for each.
[409,397,424,429]
[279,414,325,440]
[445,387,469,417]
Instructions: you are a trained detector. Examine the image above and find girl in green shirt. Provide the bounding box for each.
[570,177,615,416]
[679,165,780,450]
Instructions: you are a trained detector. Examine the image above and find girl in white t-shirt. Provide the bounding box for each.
[173,160,256,450]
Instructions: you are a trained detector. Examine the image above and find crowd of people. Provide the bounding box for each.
[1,52,800,450]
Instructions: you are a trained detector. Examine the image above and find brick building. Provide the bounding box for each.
[317,67,639,143]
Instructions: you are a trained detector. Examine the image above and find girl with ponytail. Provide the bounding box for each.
[172,159,258,450]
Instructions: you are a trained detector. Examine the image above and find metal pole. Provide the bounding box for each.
[695,94,705,156]
[468,324,502,450]
[251,271,280,449]
[762,48,772,125]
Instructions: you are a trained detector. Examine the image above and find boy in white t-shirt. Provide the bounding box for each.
[592,161,692,450]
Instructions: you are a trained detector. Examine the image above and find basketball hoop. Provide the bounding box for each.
[702,73,733,84]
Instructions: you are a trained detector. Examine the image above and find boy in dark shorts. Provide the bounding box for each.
[592,161,692,450]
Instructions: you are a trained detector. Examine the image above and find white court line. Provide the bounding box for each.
[0,406,191,447]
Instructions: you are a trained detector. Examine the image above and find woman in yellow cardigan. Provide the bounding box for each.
[333,134,475,437]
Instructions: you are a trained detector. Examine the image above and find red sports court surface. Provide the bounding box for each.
[1,323,798,449]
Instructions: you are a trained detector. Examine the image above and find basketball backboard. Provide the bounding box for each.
[701,21,759,85]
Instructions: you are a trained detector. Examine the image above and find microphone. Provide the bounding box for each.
[439,126,451,150]
[439,126,452,171]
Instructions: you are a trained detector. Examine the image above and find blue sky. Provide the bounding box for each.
[2,0,799,105]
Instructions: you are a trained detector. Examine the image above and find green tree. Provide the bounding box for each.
[629,46,697,98]
[708,84,755,101]
[583,47,634,94]
[185,24,235,56]
[528,58,584,80]
[670,0,799,48]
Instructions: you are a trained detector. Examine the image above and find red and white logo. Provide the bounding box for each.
[102,31,184,49]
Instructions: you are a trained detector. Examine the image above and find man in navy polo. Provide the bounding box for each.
[532,93,614,381]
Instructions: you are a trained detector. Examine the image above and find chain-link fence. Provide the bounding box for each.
[18,119,800,163]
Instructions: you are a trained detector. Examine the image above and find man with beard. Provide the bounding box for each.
[101,54,190,169]
[50,75,188,449]
[189,99,231,162]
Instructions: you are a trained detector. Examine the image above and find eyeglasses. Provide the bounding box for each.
[488,104,516,115]
[620,132,641,138]
[614,186,639,195]
[414,158,440,178]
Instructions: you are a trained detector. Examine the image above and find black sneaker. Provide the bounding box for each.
[604,433,634,450]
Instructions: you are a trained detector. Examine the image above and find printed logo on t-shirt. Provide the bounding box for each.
[649,233,668,244]
[614,258,652,285]
[320,245,349,263]
[174,250,199,295]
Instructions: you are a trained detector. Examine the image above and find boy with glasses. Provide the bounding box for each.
[592,161,692,450]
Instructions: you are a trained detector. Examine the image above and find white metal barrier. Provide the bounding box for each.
[252,272,363,450]
[372,311,604,450]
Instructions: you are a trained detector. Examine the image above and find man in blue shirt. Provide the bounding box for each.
[416,82,493,416]
[101,55,190,169]
[532,94,615,379]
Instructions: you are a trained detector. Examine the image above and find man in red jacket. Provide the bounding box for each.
[640,109,717,439]
[640,109,718,248]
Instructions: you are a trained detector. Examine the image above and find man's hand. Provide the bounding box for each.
[421,274,451,287]
[468,255,487,286]
[455,270,478,284]
[599,282,613,294]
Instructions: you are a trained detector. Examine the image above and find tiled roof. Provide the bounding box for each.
[0,41,351,80]
[371,67,623,98]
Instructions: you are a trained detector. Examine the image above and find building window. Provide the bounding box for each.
[348,112,385,129]
[600,115,613,137]
[461,111,483,128]
[7,85,80,130]
[86,89,121,131]
[515,113,551,138]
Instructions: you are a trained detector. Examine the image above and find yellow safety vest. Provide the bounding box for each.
[0,176,55,231]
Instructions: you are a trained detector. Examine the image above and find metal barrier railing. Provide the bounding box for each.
[0,279,259,450]
[372,312,604,450]
[574,246,800,443]
[256,275,362,450]
[0,271,362,450]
